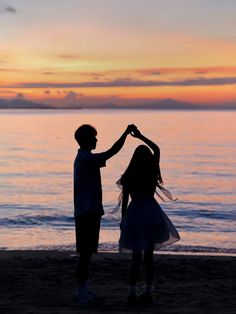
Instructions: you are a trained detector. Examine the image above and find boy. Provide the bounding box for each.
[73,123,136,304]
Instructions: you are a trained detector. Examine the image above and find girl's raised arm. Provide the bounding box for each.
[131,129,160,162]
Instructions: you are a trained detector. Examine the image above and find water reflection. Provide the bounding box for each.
[0,109,235,252]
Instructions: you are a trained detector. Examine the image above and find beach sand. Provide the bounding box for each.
[0,251,235,314]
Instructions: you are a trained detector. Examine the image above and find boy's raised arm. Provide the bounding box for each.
[103,124,137,159]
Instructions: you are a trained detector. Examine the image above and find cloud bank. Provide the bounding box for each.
[3,77,236,89]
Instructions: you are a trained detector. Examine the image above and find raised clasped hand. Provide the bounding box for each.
[130,128,142,138]
[126,124,138,134]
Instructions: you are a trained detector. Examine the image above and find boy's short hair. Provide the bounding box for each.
[74,124,97,146]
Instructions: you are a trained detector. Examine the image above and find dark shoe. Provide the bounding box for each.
[127,295,140,307]
[139,292,154,307]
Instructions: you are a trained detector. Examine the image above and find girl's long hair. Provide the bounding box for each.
[119,145,163,194]
[113,145,178,206]
[113,145,177,213]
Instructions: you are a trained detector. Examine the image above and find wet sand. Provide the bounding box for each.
[0,251,235,313]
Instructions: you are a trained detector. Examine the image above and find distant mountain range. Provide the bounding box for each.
[96,99,236,110]
[0,97,235,110]
[0,98,52,109]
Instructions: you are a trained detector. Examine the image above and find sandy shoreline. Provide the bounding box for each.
[0,251,235,314]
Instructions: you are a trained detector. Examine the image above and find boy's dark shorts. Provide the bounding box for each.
[75,211,101,254]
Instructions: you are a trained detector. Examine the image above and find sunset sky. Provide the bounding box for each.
[1,0,236,107]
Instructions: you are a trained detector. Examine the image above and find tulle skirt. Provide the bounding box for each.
[119,197,180,252]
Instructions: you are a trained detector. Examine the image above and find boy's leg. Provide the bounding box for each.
[74,212,101,298]
[76,251,92,286]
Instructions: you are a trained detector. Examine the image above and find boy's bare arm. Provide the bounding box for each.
[103,124,137,159]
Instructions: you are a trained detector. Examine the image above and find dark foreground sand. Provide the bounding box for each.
[0,251,235,314]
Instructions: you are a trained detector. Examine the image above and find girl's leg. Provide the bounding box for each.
[139,250,154,306]
[144,250,154,290]
[129,251,142,295]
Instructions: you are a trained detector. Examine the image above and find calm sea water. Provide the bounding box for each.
[0,109,235,254]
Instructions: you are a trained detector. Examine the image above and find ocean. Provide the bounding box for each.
[0,109,235,254]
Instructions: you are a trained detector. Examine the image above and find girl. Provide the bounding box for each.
[118,128,180,306]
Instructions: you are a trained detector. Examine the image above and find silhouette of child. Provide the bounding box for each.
[73,123,137,304]
[118,128,180,306]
